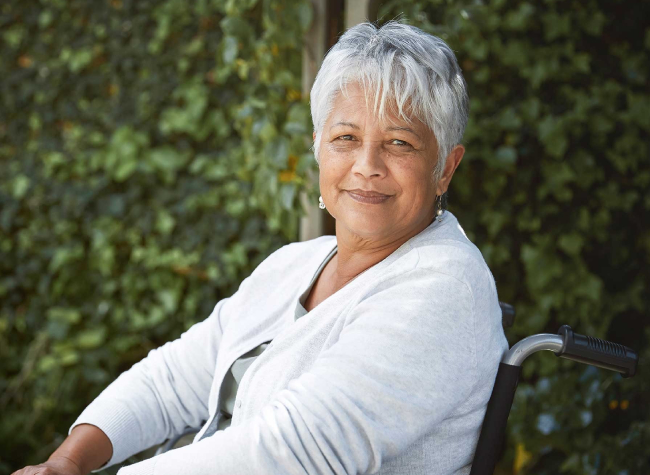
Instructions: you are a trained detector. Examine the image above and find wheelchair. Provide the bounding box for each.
[469,303,638,474]
[155,302,640,475]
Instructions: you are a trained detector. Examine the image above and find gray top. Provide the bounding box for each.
[70,212,509,475]
[217,246,337,430]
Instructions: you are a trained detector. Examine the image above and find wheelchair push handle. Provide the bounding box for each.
[555,325,638,377]
[469,322,639,475]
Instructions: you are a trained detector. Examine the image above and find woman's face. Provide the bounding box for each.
[317,83,445,244]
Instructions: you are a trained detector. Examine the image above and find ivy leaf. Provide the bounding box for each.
[11,175,30,199]
[495,146,517,167]
[280,183,296,210]
[77,327,107,349]
[222,36,239,64]
[538,115,569,158]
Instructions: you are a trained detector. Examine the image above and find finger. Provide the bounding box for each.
[10,466,31,475]
[13,466,44,475]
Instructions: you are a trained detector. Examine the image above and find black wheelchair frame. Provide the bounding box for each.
[470,302,638,475]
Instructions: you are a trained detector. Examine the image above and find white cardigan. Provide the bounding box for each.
[70,212,508,475]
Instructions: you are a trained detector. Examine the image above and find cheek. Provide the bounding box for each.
[319,156,347,191]
[392,162,435,201]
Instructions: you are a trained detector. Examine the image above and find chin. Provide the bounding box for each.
[336,210,391,239]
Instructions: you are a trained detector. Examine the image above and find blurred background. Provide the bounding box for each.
[1,0,648,473]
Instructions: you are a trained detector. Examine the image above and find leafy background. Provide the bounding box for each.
[0,0,314,471]
[1,0,648,473]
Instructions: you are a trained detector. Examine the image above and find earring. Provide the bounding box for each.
[318,195,326,210]
[436,194,444,222]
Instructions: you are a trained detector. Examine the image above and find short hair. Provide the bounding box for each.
[310,20,469,181]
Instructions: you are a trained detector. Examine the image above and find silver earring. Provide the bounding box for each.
[436,194,444,222]
[318,195,326,210]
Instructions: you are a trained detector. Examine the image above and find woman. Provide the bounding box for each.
[15,21,508,475]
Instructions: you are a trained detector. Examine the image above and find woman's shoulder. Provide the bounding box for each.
[226,235,337,313]
[353,214,495,313]
[407,212,493,285]
[251,235,337,277]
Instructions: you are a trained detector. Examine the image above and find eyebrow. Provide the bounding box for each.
[329,122,423,142]
[330,121,360,130]
[385,126,421,140]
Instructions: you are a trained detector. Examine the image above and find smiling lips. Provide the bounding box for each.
[346,189,392,204]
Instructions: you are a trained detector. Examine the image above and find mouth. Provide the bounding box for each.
[345,189,392,204]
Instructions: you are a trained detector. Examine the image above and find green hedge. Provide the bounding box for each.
[0,0,313,470]
[379,0,650,473]
[2,0,649,473]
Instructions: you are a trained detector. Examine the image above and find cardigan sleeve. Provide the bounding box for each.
[68,294,233,469]
[117,267,482,475]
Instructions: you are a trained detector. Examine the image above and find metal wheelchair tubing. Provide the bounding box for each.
[502,333,564,367]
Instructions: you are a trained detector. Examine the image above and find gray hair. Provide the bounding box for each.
[310,20,469,181]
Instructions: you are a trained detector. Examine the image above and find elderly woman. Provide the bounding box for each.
[16,21,508,475]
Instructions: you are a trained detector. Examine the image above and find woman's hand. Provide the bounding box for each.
[12,424,112,475]
[11,455,82,475]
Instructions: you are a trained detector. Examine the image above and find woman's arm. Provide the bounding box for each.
[12,424,112,475]
[14,294,232,474]
[64,296,231,469]
[15,242,292,474]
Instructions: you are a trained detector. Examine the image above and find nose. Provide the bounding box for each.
[351,141,387,179]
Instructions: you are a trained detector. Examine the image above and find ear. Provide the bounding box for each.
[436,145,465,196]
[313,131,316,141]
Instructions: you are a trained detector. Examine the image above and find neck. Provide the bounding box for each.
[332,211,437,284]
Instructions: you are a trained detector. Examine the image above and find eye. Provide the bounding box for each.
[390,139,412,147]
[336,135,354,141]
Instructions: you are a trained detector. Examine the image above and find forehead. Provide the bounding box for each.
[327,82,429,134]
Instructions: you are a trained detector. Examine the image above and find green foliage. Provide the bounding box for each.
[379,0,650,473]
[0,0,313,470]
[2,0,649,473]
